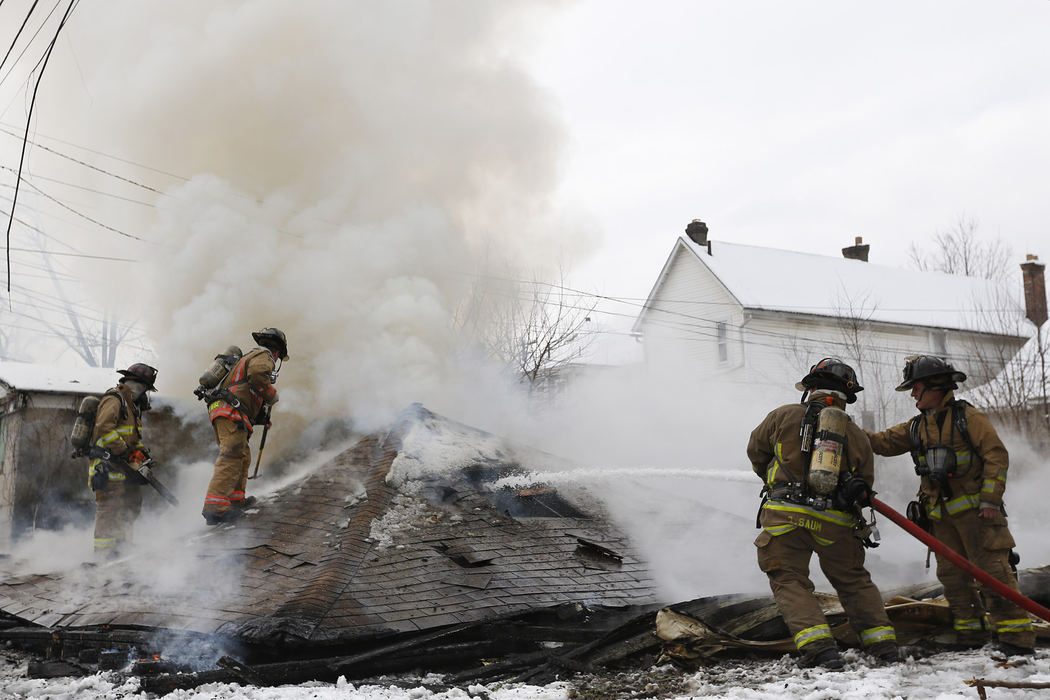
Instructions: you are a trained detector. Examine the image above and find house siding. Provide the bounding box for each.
[637,244,1028,428]
[639,245,746,378]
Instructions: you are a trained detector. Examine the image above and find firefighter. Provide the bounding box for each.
[866,355,1035,656]
[748,358,898,669]
[202,327,288,525]
[88,363,158,559]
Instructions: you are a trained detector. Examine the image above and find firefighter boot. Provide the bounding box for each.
[204,508,246,526]
[797,644,845,670]
[867,641,900,665]
[952,629,990,649]
[231,496,257,509]
[995,641,1035,657]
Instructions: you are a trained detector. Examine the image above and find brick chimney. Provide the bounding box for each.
[842,236,870,262]
[1021,254,1047,327]
[685,219,708,246]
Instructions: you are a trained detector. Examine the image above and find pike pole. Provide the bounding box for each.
[248,406,272,480]
[870,496,1050,624]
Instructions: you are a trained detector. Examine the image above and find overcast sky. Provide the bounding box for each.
[526,0,1050,303]
[1,0,1049,368]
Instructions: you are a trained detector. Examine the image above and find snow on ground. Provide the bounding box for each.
[3,645,1049,699]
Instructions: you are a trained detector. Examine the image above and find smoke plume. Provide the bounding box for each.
[41,0,589,438]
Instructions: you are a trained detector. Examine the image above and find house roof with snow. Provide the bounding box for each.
[634,237,1031,338]
[962,334,1050,406]
[0,361,125,397]
[0,404,657,644]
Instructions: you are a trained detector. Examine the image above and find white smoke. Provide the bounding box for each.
[34,0,592,439]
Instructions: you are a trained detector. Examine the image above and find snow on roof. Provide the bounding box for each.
[962,333,1049,405]
[656,237,1030,337]
[0,361,124,396]
[388,405,576,490]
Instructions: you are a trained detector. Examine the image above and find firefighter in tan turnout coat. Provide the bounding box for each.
[202,328,288,525]
[866,355,1035,656]
[748,358,898,669]
[88,363,158,558]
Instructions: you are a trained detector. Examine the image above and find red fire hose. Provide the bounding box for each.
[870,496,1050,624]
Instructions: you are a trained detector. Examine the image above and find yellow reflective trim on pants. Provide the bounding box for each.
[811,534,834,546]
[794,624,834,650]
[859,626,897,646]
[995,618,1034,634]
[94,537,118,550]
[762,501,856,528]
[953,618,985,632]
[764,524,798,536]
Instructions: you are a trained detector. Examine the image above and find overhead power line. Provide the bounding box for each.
[4,245,135,262]
[5,0,78,297]
[0,1,41,79]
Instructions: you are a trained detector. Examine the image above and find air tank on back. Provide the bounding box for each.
[807,406,848,495]
[198,346,243,390]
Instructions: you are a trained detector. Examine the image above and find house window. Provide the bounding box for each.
[930,330,947,356]
[717,321,728,363]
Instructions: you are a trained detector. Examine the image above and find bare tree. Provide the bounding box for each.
[909,215,1012,281]
[27,228,137,367]
[455,269,597,390]
[831,288,897,429]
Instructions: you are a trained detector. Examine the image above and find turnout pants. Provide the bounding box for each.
[94,478,142,558]
[932,509,1035,648]
[202,417,251,517]
[756,527,896,657]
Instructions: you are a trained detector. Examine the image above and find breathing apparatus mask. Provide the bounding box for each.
[122,379,153,412]
[916,445,956,480]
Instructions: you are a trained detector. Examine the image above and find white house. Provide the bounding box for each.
[632,222,1035,428]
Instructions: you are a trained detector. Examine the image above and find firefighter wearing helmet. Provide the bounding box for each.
[201,328,288,525]
[865,355,1035,656]
[747,358,898,669]
[88,363,158,558]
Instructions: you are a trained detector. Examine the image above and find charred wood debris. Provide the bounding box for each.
[0,600,671,692]
[5,571,1050,694]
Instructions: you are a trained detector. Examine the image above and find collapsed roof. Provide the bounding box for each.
[2,404,1048,690]
[0,404,658,650]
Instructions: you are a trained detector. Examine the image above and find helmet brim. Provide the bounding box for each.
[252,332,289,360]
[117,370,157,392]
[896,371,966,393]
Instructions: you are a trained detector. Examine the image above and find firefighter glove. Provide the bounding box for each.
[128,449,147,464]
[843,477,872,507]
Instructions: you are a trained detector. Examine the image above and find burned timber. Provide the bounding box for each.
[2,405,1049,692]
[0,405,664,688]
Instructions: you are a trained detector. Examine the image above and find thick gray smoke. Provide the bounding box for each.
[40,0,590,437]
